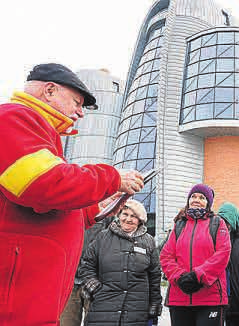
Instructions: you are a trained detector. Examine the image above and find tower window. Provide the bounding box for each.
[113,82,120,92]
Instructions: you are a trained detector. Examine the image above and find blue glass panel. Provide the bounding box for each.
[125,144,138,160]
[197,88,214,104]
[150,71,160,83]
[199,59,216,74]
[235,88,239,119]
[127,90,136,105]
[217,44,234,57]
[215,103,233,118]
[142,61,154,74]
[136,65,143,77]
[217,58,234,72]
[121,117,131,131]
[235,45,239,58]
[181,106,195,123]
[195,104,213,120]
[139,73,151,87]
[123,104,134,119]
[190,38,202,51]
[117,132,128,147]
[235,59,239,72]
[130,114,143,128]
[189,49,200,64]
[200,46,216,60]
[202,33,217,47]
[143,112,157,126]
[183,91,196,107]
[145,98,157,111]
[139,142,155,158]
[145,38,158,52]
[134,100,145,114]
[150,193,156,212]
[217,32,234,44]
[155,47,161,59]
[136,159,154,172]
[147,84,158,97]
[215,88,234,102]
[187,62,199,78]
[142,180,152,193]
[185,77,197,92]
[147,50,156,61]
[216,73,234,87]
[115,147,126,163]
[140,127,156,142]
[127,129,141,145]
[235,32,239,44]
[136,87,147,101]
[152,59,160,70]
[157,37,164,47]
[235,73,239,87]
[123,160,137,170]
[198,73,215,88]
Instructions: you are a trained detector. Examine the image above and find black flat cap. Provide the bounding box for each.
[27,63,96,107]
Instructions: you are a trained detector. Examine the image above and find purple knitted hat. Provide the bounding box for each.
[187,184,214,209]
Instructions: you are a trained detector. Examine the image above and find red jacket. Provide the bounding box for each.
[0,92,121,325]
[160,214,231,306]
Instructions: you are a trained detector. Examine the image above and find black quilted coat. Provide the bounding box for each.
[78,221,162,326]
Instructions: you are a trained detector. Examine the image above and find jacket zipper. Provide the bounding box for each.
[189,220,197,305]
[9,247,20,288]
[7,247,20,308]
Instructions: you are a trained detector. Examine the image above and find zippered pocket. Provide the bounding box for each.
[216,279,223,304]
[0,243,21,313]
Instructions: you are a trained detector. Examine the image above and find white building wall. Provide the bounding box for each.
[65,69,124,165]
[156,0,224,237]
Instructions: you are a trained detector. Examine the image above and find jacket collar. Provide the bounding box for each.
[10,91,78,135]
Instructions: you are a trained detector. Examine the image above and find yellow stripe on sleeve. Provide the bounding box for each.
[0,149,64,197]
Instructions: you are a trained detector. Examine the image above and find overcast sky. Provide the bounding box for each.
[0,0,238,102]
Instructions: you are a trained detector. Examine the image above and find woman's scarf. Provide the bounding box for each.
[187,208,208,220]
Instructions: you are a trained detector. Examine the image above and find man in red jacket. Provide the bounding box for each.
[0,63,144,326]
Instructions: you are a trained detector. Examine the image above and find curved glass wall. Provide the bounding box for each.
[180,29,239,124]
[113,22,165,219]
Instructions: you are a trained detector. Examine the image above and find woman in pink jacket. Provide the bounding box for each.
[160,184,231,326]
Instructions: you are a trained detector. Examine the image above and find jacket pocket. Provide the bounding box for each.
[0,241,21,313]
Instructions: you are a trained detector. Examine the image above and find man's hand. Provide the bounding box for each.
[118,169,144,195]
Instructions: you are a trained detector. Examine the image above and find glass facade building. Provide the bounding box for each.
[113,0,232,240]
[181,28,239,124]
[113,21,165,224]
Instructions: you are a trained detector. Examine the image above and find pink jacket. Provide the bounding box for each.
[160,214,231,306]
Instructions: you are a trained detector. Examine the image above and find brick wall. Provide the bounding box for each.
[204,136,239,211]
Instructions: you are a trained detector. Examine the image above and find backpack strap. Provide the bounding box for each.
[175,219,187,241]
[209,215,220,250]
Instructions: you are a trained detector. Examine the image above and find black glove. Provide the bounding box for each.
[177,271,202,294]
[81,278,102,301]
[148,303,163,318]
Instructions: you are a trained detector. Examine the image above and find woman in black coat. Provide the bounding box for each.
[218,202,239,326]
[78,199,162,326]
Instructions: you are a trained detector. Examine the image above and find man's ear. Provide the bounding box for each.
[43,82,57,101]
